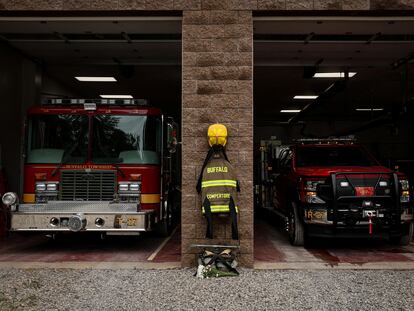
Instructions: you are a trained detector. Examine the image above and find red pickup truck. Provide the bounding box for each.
[273,139,413,246]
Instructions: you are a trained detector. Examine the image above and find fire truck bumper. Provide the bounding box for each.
[9,201,155,232]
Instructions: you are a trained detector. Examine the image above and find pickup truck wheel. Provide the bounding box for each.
[288,202,305,246]
[390,222,413,246]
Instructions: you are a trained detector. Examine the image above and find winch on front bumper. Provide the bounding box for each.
[10,201,154,232]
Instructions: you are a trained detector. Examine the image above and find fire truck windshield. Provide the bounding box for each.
[27,114,89,164]
[26,114,161,165]
[92,115,161,164]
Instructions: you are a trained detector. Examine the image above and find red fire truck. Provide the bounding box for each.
[1,99,179,236]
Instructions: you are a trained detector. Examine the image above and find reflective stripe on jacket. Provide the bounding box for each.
[201,180,237,188]
[202,205,239,213]
[201,153,238,214]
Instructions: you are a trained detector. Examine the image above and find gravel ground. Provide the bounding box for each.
[0,268,413,311]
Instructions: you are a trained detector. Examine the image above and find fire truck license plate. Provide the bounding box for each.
[126,217,138,226]
[355,187,374,197]
[115,216,139,227]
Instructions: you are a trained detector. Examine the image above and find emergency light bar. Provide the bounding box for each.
[42,98,148,106]
[294,136,356,144]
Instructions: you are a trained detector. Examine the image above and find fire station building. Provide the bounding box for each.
[0,1,414,268]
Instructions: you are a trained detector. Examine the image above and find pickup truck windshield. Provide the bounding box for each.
[92,115,161,165]
[27,115,88,164]
[296,146,376,167]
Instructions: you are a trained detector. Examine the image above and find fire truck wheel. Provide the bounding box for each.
[390,222,413,246]
[157,198,173,237]
[288,202,305,246]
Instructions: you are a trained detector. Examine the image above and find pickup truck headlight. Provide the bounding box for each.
[302,179,325,204]
[399,179,410,203]
[400,179,409,191]
[304,180,324,191]
[304,191,325,204]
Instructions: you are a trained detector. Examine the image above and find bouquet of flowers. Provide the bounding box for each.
[195,249,239,278]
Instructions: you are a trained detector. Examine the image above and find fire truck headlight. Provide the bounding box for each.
[46,183,58,191]
[35,182,59,203]
[129,183,140,192]
[117,182,141,203]
[118,183,129,192]
[36,183,47,192]
[2,192,18,207]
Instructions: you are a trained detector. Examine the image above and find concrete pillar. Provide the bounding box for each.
[181,9,254,267]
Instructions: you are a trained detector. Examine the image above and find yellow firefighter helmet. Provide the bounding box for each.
[208,123,227,147]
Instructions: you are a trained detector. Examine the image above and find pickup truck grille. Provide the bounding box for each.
[60,170,116,201]
[335,174,394,197]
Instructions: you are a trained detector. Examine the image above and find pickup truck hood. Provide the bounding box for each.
[295,166,394,177]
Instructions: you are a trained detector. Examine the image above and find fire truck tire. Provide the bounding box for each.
[391,222,413,246]
[157,199,173,237]
[288,202,305,246]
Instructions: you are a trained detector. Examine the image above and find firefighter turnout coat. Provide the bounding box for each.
[198,150,239,240]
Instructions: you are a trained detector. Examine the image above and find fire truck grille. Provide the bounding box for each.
[60,170,116,201]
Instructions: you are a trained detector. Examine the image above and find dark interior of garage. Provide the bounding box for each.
[253,18,414,260]
[254,18,414,186]
[0,18,182,193]
[254,19,414,157]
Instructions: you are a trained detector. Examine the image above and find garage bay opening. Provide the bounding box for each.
[253,17,414,267]
[0,16,182,264]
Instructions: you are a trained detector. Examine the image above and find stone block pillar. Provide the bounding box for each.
[181,9,254,267]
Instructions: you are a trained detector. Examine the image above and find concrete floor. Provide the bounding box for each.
[254,214,414,269]
[0,228,181,266]
[0,216,413,270]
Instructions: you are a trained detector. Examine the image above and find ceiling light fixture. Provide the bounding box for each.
[294,95,318,100]
[355,108,384,111]
[100,95,133,99]
[281,109,301,113]
[313,72,357,78]
[75,76,117,82]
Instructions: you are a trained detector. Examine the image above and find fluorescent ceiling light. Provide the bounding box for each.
[294,95,318,100]
[313,72,357,78]
[75,76,117,82]
[281,109,301,113]
[100,95,133,99]
[355,108,384,111]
